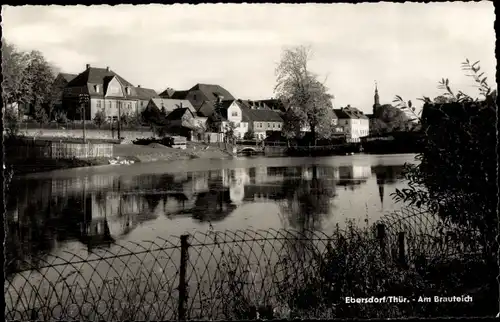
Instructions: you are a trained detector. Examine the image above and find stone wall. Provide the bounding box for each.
[18,128,156,144]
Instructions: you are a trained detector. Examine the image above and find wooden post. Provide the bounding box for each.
[398,232,406,267]
[178,234,190,321]
[376,223,386,260]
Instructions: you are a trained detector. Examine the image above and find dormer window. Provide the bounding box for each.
[125,87,131,95]
[94,85,99,93]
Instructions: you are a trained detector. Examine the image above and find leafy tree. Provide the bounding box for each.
[224,122,237,144]
[1,40,32,120]
[4,106,21,137]
[274,45,334,144]
[207,101,224,132]
[93,108,107,128]
[371,104,411,134]
[433,95,453,104]
[243,130,255,140]
[24,50,56,118]
[142,104,166,126]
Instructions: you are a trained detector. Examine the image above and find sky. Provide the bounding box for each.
[2,2,496,114]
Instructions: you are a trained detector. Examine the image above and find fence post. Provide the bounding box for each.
[376,223,386,260]
[398,232,407,268]
[178,234,190,321]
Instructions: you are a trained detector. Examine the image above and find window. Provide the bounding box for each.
[108,101,112,109]
[232,111,238,117]
[97,100,101,108]
[268,123,271,127]
[94,85,100,93]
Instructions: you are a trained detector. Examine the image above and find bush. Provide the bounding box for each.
[4,107,21,137]
[93,108,107,128]
[393,60,497,266]
[243,130,255,140]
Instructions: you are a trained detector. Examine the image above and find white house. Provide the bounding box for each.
[217,100,250,139]
[334,105,370,143]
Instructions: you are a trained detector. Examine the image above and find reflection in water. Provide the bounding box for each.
[371,165,405,209]
[5,155,411,274]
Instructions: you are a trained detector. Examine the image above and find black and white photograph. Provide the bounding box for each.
[2,2,497,320]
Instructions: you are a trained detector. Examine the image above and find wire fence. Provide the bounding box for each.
[4,206,485,320]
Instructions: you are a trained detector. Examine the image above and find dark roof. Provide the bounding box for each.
[60,73,77,83]
[189,83,235,102]
[68,67,134,88]
[165,108,193,121]
[219,99,235,110]
[334,106,369,119]
[149,98,196,114]
[197,101,216,117]
[67,67,139,98]
[233,100,283,122]
[135,87,158,100]
[171,90,189,99]
[253,99,287,111]
[159,88,177,98]
[246,108,283,122]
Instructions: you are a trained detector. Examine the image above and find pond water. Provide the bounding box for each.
[5,153,418,271]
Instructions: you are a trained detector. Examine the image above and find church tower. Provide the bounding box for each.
[373,81,380,115]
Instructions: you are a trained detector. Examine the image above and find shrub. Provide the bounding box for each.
[243,130,255,140]
[93,108,107,128]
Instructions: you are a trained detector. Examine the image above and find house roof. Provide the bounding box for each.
[247,108,283,122]
[334,106,369,119]
[170,90,189,99]
[165,107,193,121]
[253,99,287,111]
[197,101,216,117]
[189,83,235,102]
[67,67,139,98]
[68,67,134,88]
[150,98,196,114]
[135,87,158,100]
[159,88,177,98]
[60,73,77,83]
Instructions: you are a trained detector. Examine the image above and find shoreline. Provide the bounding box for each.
[7,143,233,177]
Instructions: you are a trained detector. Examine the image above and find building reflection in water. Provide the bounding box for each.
[5,161,408,274]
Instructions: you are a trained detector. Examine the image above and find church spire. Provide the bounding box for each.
[373,80,380,114]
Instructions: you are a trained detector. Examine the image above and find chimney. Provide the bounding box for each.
[137,85,141,88]
[106,66,110,72]
[86,64,90,69]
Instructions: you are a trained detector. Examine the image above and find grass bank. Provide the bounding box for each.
[113,142,231,163]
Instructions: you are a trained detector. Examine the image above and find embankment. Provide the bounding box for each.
[7,142,232,176]
[113,143,231,163]
[17,128,155,144]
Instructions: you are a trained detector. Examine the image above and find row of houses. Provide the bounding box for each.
[54,64,370,142]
